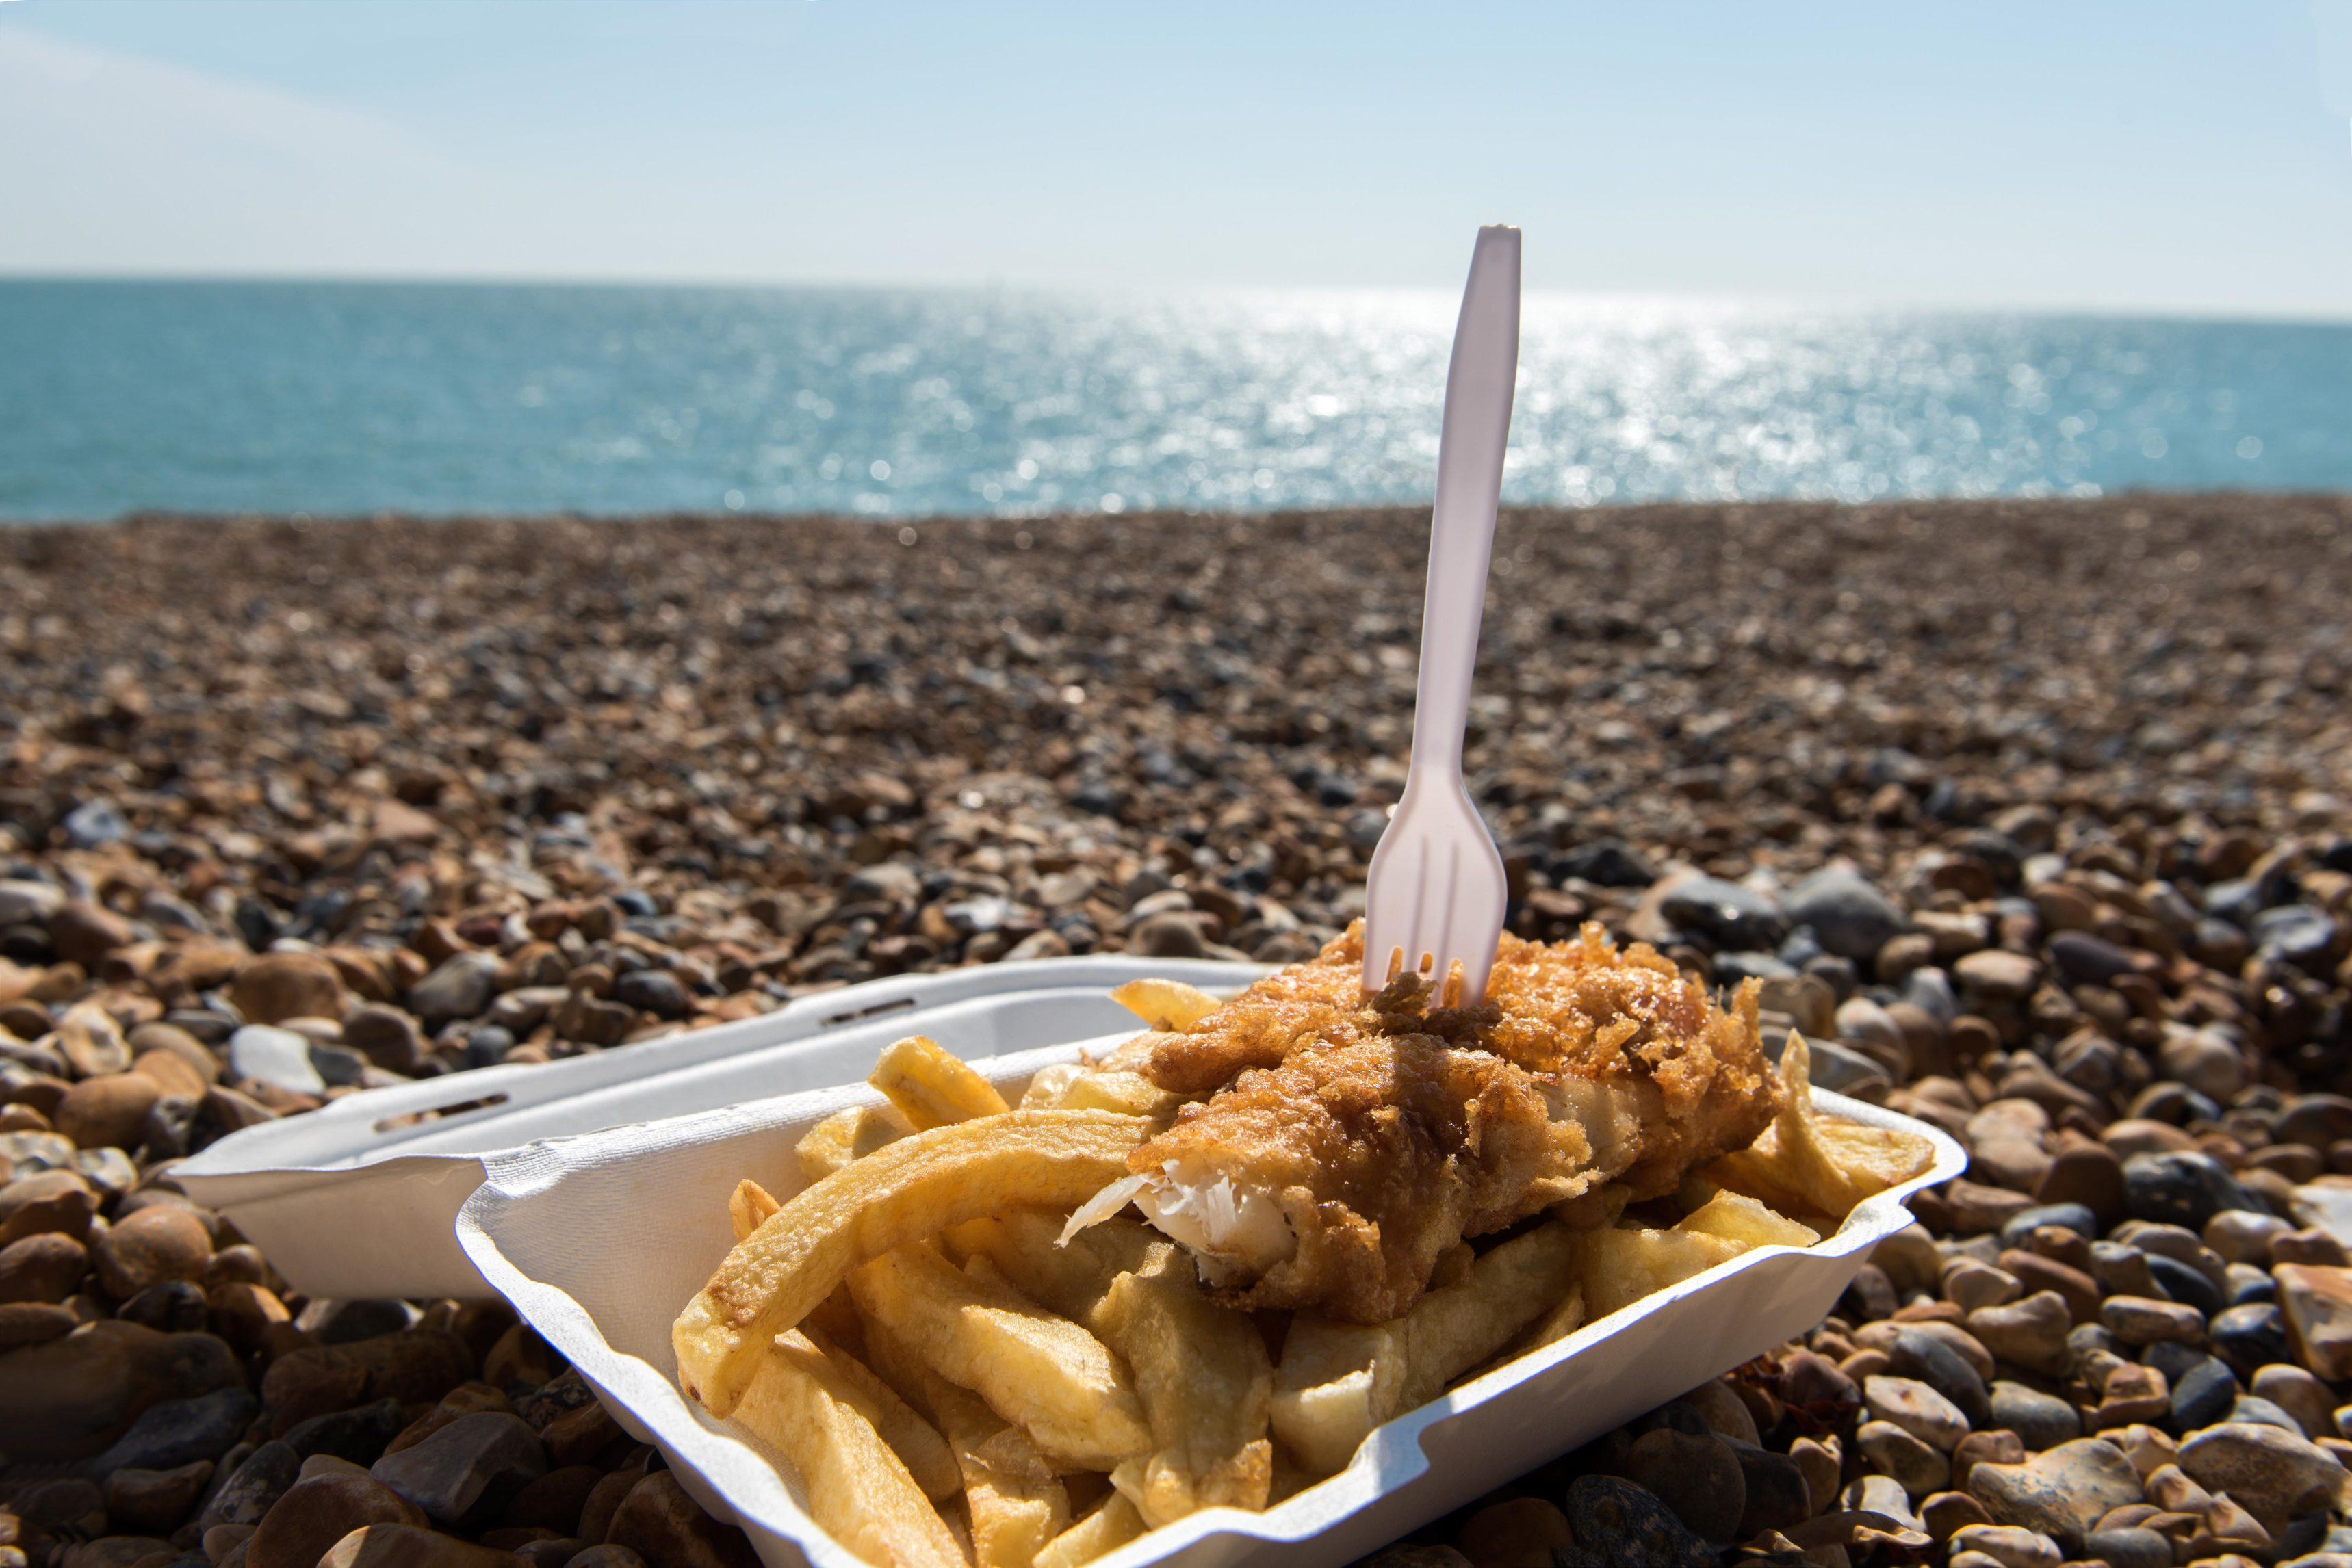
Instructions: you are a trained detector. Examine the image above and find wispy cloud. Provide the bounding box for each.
[0,23,491,274]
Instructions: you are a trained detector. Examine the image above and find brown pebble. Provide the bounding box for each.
[2035,1145,2127,1225]
[1456,1496,1574,1568]
[1998,1250,2102,1323]
[316,1524,522,1567]
[604,1472,757,1568]
[53,1073,161,1151]
[248,1473,429,1568]
[1790,1435,1843,1516]
[1924,1490,1995,1538]
[1952,1429,2027,1492]
[2271,1229,2350,1268]
[0,1231,88,1303]
[93,1205,212,1298]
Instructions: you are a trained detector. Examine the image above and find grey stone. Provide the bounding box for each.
[1989,1381,2080,1451]
[203,1440,300,1529]
[370,1411,547,1527]
[1788,869,1909,963]
[81,1388,259,1477]
[1558,1474,1715,1568]
[407,953,503,1026]
[1659,876,1788,950]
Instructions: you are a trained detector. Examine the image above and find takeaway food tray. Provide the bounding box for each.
[455,1029,1967,1568]
[172,956,1269,1299]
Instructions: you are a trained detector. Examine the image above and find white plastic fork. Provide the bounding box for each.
[1361,224,1521,1006]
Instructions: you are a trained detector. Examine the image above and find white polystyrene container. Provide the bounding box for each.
[173,957,1269,1300]
[456,1030,1967,1568]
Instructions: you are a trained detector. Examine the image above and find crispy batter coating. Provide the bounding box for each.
[1132,922,1780,1322]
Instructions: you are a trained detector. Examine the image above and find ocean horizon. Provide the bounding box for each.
[4,277,2349,523]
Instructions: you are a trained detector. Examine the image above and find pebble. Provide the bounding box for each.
[1880,1328,1993,1426]
[52,1074,162,1152]
[205,1441,302,1530]
[1949,1523,2062,1568]
[2178,1422,2352,1534]
[316,1524,527,1567]
[247,1473,430,1568]
[225,1025,329,1096]
[2123,1152,2259,1230]
[2276,1264,2352,1378]
[1858,1419,1950,1498]
[1623,1427,1746,1545]
[92,1204,212,1298]
[1556,1474,1715,1568]
[2252,1364,2333,1439]
[1989,1381,2080,1450]
[1787,869,1909,963]
[1863,1375,1970,1451]
[2171,1357,2241,1432]
[228,953,350,1028]
[371,1412,548,1528]
[1457,1497,1573,1568]
[0,1231,87,1303]
[103,1459,214,1534]
[1966,1292,2073,1375]
[2209,1301,2294,1377]
[2083,1526,2174,1568]
[1966,1438,2147,1546]
[2100,1294,2206,1346]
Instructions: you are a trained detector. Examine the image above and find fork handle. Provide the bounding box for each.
[1408,224,1520,784]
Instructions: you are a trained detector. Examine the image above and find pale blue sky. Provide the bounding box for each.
[5,1,2352,314]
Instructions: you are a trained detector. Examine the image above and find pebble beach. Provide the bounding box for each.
[3,493,2352,1568]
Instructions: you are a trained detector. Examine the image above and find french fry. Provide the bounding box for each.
[1023,1068,1179,1121]
[798,1104,909,1183]
[872,1035,1011,1129]
[1519,1282,1586,1352]
[1109,977,1222,1032]
[955,1209,1274,1523]
[675,1110,1150,1416]
[1677,1190,1820,1250]
[1704,1033,1934,1220]
[866,1318,1072,1568]
[847,1242,1153,1470]
[1020,1063,1089,1110]
[1271,1224,1579,1476]
[730,1177,781,1241]
[1570,1225,1750,1321]
[1034,1492,1147,1568]
[725,1329,965,1568]
[803,1327,962,1503]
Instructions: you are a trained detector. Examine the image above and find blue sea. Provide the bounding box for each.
[2,280,2348,521]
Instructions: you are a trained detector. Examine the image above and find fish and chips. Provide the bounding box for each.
[670,923,1935,1567]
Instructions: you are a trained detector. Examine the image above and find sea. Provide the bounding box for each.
[2,279,2348,522]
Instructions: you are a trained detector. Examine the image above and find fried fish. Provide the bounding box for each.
[1068,923,1781,1323]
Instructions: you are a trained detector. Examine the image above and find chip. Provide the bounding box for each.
[1109,977,1223,1032]
[723,1329,964,1568]
[797,1104,909,1183]
[866,1317,1072,1568]
[1034,1491,1147,1568]
[674,1110,1150,1417]
[1677,1190,1820,1251]
[871,1034,1011,1130]
[1703,1033,1934,1220]
[1569,1225,1750,1321]
[847,1242,1153,1469]
[1271,1223,1579,1475]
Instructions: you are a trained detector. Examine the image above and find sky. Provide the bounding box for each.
[4,1,2352,315]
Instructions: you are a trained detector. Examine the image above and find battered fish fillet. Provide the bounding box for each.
[1069,923,1780,1323]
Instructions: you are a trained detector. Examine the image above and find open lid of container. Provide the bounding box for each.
[172,955,1267,1299]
